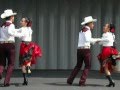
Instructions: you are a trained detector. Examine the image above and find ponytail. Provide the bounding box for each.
[110,24,115,33]
[24,17,32,27]
[27,20,32,27]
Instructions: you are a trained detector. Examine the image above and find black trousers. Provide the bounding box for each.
[0,43,15,84]
[67,49,91,84]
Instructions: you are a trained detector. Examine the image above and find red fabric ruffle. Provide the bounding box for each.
[97,46,118,73]
[20,42,42,66]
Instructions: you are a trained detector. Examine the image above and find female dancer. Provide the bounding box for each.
[16,17,42,85]
[98,23,118,87]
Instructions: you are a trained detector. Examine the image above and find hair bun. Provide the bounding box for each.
[27,21,32,27]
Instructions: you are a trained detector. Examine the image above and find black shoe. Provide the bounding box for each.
[22,81,28,85]
[4,83,10,87]
[67,81,72,85]
[106,82,115,87]
[67,79,73,85]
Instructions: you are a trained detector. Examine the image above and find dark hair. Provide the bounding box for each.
[109,24,115,33]
[24,17,32,27]
[85,22,92,26]
[5,16,11,20]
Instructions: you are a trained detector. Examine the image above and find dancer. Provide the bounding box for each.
[67,16,101,86]
[0,9,17,87]
[16,17,42,85]
[97,23,118,87]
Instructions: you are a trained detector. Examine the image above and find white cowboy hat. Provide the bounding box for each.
[81,16,97,25]
[1,9,17,19]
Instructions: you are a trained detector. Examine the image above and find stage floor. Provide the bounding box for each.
[0,70,120,90]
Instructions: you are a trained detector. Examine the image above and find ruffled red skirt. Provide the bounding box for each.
[97,46,118,73]
[19,42,42,66]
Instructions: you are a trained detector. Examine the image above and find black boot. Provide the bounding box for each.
[106,75,115,87]
[22,73,28,85]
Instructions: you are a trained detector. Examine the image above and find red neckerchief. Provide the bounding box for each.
[1,22,12,27]
[81,26,88,32]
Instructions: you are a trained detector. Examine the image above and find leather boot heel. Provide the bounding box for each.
[22,80,28,85]
[106,82,115,87]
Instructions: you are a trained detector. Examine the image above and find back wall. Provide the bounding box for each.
[0,0,120,70]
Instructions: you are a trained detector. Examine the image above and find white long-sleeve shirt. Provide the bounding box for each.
[78,26,100,48]
[15,27,33,42]
[0,21,16,42]
[99,32,114,46]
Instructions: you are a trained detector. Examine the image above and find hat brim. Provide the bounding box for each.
[81,19,97,25]
[1,13,17,19]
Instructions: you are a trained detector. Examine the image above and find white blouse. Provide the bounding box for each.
[99,32,114,46]
[15,27,33,42]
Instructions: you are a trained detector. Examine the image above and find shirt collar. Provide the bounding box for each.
[85,26,90,30]
[6,20,12,23]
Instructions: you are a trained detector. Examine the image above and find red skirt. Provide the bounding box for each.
[19,42,42,66]
[97,46,118,73]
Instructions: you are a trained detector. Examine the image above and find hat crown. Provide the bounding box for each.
[4,9,14,16]
[1,9,17,19]
[4,9,13,14]
[84,16,94,22]
[81,16,97,25]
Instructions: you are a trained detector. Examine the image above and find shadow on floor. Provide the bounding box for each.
[0,83,23,87]
[44,82,105,87]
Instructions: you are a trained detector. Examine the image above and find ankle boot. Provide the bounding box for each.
[22,73,28,85]
[23,80,28,85]
[106,82,115,87]
[106,75,115,87]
